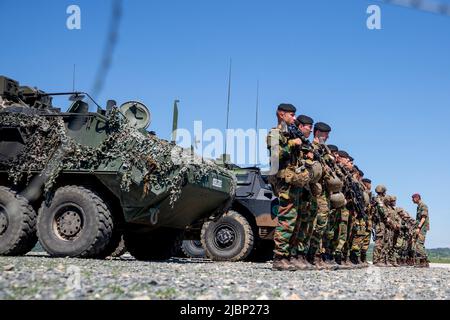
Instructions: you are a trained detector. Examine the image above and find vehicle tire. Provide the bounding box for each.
[0,186,38,256]
[124,228,184,261]
[37,186,113,258]
[181,240,206,258]
[201,210,254,262]
[96,230,124,259]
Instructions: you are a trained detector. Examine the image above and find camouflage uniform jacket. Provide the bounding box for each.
[416,201,430,231]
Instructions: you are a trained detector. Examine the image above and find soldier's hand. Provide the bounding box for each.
[306,151,314,160]
[291,138,302,146]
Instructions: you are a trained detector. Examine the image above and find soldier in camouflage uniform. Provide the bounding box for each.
[385,196,401,267]
[290,115,316,270]
[305,122,334,270]
[321,145,345,267]
[267,103,304,271]
[396,207,413,266]
[347,167,369,268]
[360,178,374,266]
[372,185,388,266]
[412,193,430,268]
[406,215,417,266]
[330,150,355,269]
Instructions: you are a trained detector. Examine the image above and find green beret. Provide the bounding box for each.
[327,144,338,152]
[314,122,331,133]
[296,115,314,125]
[277,103,296,113]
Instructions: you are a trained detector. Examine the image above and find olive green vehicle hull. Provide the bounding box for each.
[0,111,233,230]
[0,75,235,259]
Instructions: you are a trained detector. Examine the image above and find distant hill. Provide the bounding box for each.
[363,245,450,263]
[427,248,450,263]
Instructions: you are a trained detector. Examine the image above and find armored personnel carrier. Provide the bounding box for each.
[0,76,235,260]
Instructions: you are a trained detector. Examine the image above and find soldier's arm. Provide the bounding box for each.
[375,198,387,221]
[267,129,299,166]
[417,204,428,230]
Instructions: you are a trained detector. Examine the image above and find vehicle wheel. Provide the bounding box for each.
[124,228,184,261]
[37,186,113,258]
[0,186,38,255]
[96,230,124,259]
[181,240,206,258]
[201,210,254,262]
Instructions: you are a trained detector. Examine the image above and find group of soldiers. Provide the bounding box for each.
[267,103,430,271]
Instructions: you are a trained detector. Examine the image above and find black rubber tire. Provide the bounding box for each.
[37,186,113,258]
[181,240,206,258]
[0,186,38,256]
[201,210,254,262]
[124,228,184,261]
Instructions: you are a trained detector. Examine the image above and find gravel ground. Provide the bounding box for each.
[1,252,449,300]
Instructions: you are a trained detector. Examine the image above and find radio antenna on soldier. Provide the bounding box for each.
[223,58,232,163]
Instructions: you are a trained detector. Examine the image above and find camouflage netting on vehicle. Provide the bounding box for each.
[0,107,236,208]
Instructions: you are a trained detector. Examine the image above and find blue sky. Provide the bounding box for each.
[1,0,450,248]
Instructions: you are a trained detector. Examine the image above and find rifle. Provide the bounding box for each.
[340,166,367,221]
[281,122,319,166]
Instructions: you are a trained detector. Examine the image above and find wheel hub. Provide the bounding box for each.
[215,226,235,247]
[56,210,82,240]
[0,207,8,236]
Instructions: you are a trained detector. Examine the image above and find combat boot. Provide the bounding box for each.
[342,256,357,269]
[306,252,325,270]
[415,259,430,268]
[334,254,350,270]
[272,255,296,271]
[388,258,399,267]
[322,253,339,270]
[349,251,363,269]
[406,257,414,266]
[291,254,314,271]
[373,257,388,267]
[360,251,369,268]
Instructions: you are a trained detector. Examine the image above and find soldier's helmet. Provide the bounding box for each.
[375,185,387,194]
[383,195,392,204]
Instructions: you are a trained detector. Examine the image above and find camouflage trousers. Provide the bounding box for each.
[328,207,350,258]
[322,208,338,255]
[361,219,373,253]
[342,212,355,259]
[373,222,385,264]
[396,235,407,261]
[415,228,428,262]
[292,191,317,256]
[273,184,302,257]
[308,191,330,256]
[350,217,367,256]
[380,226,398,264]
